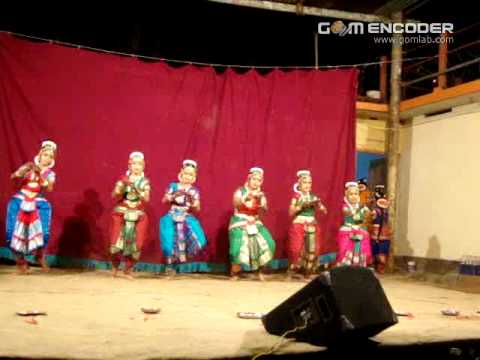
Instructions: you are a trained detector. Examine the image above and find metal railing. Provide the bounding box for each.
[358,22,480,101]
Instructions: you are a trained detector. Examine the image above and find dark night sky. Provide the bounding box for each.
[1,0,478,95]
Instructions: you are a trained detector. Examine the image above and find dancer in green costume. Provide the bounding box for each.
[229,167,275,281]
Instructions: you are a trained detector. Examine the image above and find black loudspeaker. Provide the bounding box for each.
[262,266,398,345]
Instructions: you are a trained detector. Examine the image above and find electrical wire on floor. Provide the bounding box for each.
[252,319,309,360]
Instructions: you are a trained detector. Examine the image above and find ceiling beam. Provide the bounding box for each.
[374,0,423,15]
[208,0,392,22]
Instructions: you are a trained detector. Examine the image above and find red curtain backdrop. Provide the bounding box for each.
[0,33,357,269]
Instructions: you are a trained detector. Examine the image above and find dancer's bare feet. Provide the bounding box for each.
[112,268,119,278]
[258,272,265,282]
[39,258,49,273]
[16,264,28,275]
[124,268,135,279]
[165,268,176,279]
[230,265,241,281]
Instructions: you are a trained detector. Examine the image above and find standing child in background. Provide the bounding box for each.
[370,185,391,273]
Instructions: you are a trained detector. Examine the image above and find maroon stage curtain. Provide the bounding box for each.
[0,33,357,269]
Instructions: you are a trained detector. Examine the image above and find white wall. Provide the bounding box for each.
[397,103,480,260]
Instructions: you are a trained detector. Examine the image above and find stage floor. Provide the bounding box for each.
[1,265,480,360]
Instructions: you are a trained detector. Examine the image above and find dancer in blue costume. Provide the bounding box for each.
[159,160,207,274]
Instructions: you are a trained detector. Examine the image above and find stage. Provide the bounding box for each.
[0,265,480,360]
